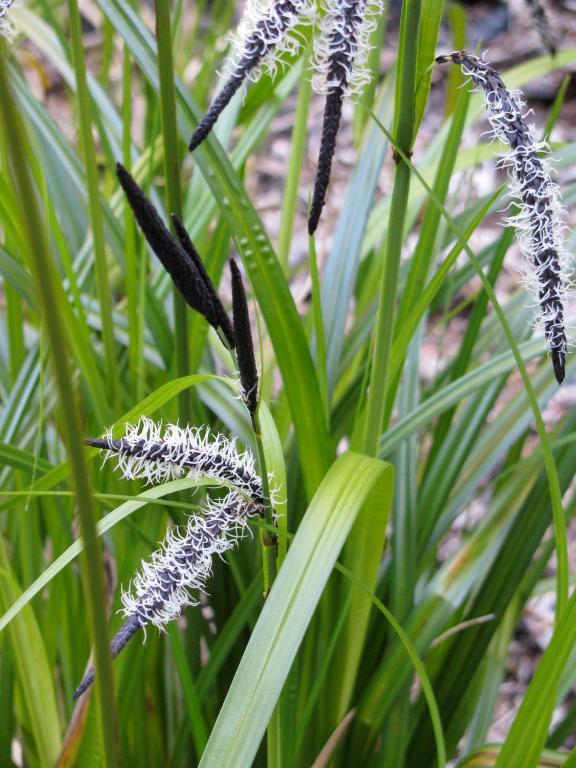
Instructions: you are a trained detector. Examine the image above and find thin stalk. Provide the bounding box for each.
[445,4,466,116]
[308,233,328,422]
[252,410,277,594]
[122,45,145,402]
[99,16,114,86]
[361,0,421,456]
[155,0,189,419]
[67,0,119,409]
[277,55,312,270]
[0,48,118,768]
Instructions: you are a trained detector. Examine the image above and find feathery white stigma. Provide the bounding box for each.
[311,0,382,99]
[96,417,263,500]
[229,0,315,82]
[122,491,258,629]
[437,51,572,383]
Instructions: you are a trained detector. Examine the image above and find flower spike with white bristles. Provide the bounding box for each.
[86,417,264,501]
[73,491,261,700]
[189,0,383,232]
[436,51,572,384]
[308,0,382,234]
[73,421,266,699]
[189,0,315,152]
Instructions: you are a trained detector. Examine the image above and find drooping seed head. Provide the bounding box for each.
[73,491,260,698]
[436,52,572,384]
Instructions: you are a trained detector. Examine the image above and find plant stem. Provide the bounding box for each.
[361,0,420,456]
[67,0,118,411]
[309,233,329,422]
[155,0,190,420]
[0,46,118,768]
[252,410,277,595]
[277,55,312,270]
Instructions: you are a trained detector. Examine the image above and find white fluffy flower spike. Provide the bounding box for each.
[87,416,264,501]
[189,0,314,151]
[121,491,259,630]
[308,0,382,233]
[437,51,572,384]
[74,420,265,700]
[189,0,384,233]
[311,0,382,100]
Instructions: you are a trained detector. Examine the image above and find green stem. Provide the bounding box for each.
[252,410,277,594]
[67,0,119,410]
[361,163,410,456]
[0,47,118,768]
[361,0,421,456]
[308,233,328,422]
[155,0,189,419]
[277,56,312,270]
[122,45,145,402]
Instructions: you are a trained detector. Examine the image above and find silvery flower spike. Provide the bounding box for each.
[73,418,266,699]
[436,51,572,384]
[189,0,382,233]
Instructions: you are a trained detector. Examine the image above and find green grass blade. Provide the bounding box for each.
[198,452,392,767]
[495,588,576,767]
[0,539,62,765]
[0,47,118,767]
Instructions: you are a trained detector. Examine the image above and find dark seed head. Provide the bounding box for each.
[116,163,222,333]
[230,259,259,416]
[552,348,565,385]
[171,214,235,348]
[308,87,344,235]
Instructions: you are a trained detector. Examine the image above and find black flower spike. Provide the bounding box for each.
[230,259,259,415]
[73,615,141,700]
[171,214,235,347]
[188,0,382,231]
[308,89,344,235]
[189,0,312,152]
[436,52,570,384]
[116,163,233,344]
